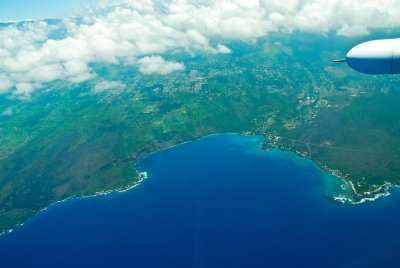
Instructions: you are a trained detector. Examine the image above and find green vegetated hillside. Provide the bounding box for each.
[1,33,400,233]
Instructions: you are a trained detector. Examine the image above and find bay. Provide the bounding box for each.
[1,134,400,267]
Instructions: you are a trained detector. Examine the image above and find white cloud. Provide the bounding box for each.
[138,56,185,75]
[337,24,370,37]
[0,75,12,93]
[1,0,400,99]
[2,107,13,116]
[217,44,232,54]
[14,83,37,100]
[93,80,127,93]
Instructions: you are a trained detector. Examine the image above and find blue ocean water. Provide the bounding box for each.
[1,134,400,268]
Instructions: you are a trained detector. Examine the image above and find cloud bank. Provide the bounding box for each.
[1,0,400,98]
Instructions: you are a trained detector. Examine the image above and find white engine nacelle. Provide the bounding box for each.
[345,38,400,74]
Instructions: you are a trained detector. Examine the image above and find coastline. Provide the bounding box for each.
[0,171,149,238]
[261,132,396,205]
[106,132,398,206]
[0,132,396,238]
[0,133,245,238]
[318,162,393,204]
[333,180,392,205]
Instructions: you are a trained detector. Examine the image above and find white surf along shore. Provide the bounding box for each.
[0,171,149,238]
[0,133,397,237]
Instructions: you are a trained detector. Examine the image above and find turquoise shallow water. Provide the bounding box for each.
[1,134,400,267]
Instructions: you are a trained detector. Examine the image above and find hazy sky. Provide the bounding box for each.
[0,0,98,21]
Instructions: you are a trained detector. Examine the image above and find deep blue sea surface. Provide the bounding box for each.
[1,134,400,268]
